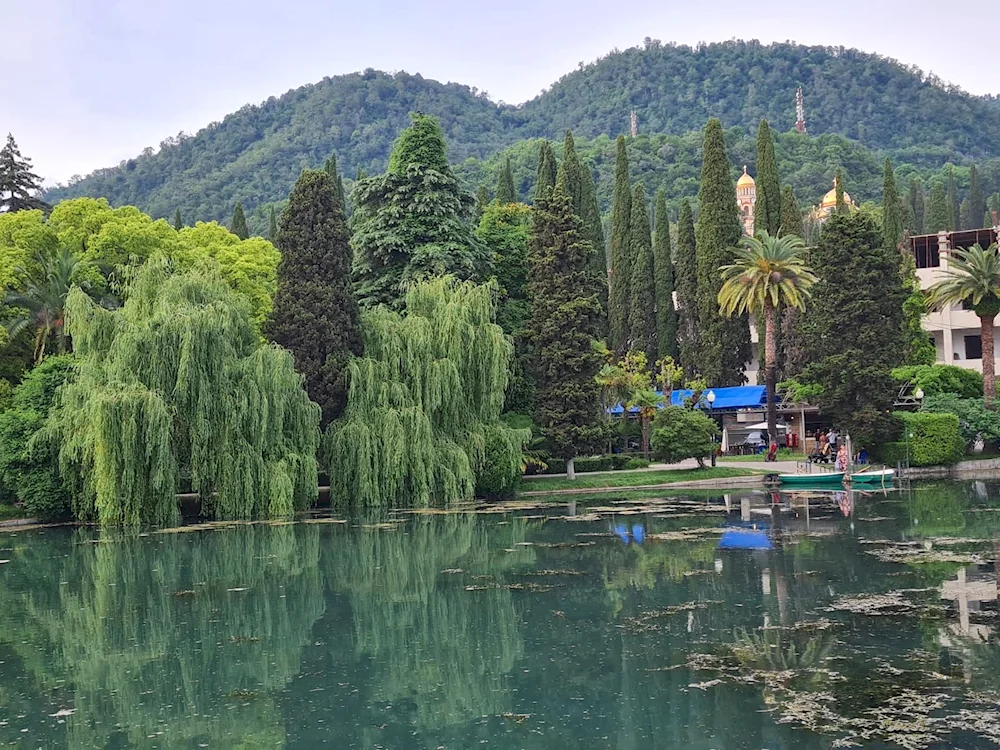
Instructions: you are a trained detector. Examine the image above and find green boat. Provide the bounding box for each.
[778,471,846,486]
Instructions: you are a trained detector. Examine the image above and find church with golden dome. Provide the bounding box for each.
[736,166,756,235]
[811,176,856,219]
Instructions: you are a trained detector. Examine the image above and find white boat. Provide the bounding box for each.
[849,468,895,484]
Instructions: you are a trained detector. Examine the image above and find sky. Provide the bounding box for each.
[5,0,997,185]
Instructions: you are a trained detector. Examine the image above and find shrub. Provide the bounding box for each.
[650,406,718,466]
[886,411,965,466]
[0,355,77,519]
[475,424,525,500]
[920,393,1000,449]
[891,365,983,399]
[623,458,651,470]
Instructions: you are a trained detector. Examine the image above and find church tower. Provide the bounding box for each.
[736,166,757,236]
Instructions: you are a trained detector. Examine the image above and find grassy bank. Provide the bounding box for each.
[520,466,756,493]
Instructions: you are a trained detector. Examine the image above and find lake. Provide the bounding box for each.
[2,481,1000,748]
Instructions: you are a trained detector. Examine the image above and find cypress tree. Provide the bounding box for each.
[324,154,347,209]
[351,113,487,309]
[908,178,925,234]
[960,199,972,232]
[495,156,517,204]
[173,209,183,231]
[779,186,804,238]
[695,119,749,385]
[926,181,951,233]
[675,199,699,376]
[474,184,490,221]
[797,213,908,445]
[0,134,46,213]
[527,182,605,479]
[558,130,585,216]
[534,141,557,204]
[231,202,249,240]
[268,206,278,241]
[947,166,960,230]
[969,165,987,230]
[580,161,606,268]
[882,158,904,252]
[628,184,656,364]
[753,120,781,236]
[653,189,678,361]
[267,169,363,427]
[608,136,633,353]
[834,168,847,215]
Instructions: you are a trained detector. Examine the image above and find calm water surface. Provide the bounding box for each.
[3,481,1000,748]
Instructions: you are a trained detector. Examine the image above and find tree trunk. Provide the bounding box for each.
[641,415,650,459]
[764,303,778,445]
[983,313,996,407]
[566,456,576,481]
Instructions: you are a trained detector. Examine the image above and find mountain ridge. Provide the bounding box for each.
[45,40,1000,225]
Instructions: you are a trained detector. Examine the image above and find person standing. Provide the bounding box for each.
[827,428,838,451]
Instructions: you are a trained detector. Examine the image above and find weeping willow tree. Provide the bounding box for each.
[327,277,527,507]
[45,261,321,527]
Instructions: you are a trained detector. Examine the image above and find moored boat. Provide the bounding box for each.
[849,468,895,484]
[778,471,845,486]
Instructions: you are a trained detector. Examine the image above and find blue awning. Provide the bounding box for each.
[670,385,769,411]
[607,385,774,415]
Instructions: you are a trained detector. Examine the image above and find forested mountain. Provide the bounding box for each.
[45,40,1000,226]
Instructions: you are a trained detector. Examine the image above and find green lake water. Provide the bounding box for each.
[3,481,1000,748]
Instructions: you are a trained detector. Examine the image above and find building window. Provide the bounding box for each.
[912,236,940,269]
[965,335,983,360]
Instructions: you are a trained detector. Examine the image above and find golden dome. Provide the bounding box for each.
[737,165,755,188]
[820,178,852,208]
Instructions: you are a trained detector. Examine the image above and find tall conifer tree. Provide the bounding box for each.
[695,119,749,385]
[882,158,904,252]
[675,200,699,375]
[351,114,487,309]
[926,181,951,233]
[779,186,804,238]
[267,169,363,427]
[527,182,605,479]
[268,206,278,241]
[496,156,517,204]
[947,166,960,230]
[908,178,925,235]
[231,202,249,240]
[324,154,346,209]
[580,162,606,268]
[0,134,46,213]
[753,120,781,236]
[653,189,678,361]
[969,165,987,230]
[834,169,847,215]
[628,184,656,364]
[609,136,632,353]
[534,141,557,204]
[173,209,183,231]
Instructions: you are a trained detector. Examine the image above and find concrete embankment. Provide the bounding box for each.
[905,458,1000,480]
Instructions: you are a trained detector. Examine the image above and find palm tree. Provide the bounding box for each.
[719,232,817,444]
[3,247,91,363]
[926,243,1000,406]
[629,388,663,458]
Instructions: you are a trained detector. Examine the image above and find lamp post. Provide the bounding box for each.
[707,390,717,467]
[904,387,925,474]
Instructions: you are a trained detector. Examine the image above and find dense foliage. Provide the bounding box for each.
[526,184,605,469]
[891,364,983,399]
[47,263,320,528]
[327,278,526,506]
[921,393,1000,450]
[46,42,1000,225]
[650,406,718,467]
[351,114,487,308]
[884,412,965,466]
[267,168,363,427]
[790,212,907,446]
[0,355,75,518]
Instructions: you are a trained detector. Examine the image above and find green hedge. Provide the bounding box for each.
[535,454,650,475]
[880,412,965,466]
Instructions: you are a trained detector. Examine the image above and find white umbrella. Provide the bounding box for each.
[744,421,789,431]
[721,426,730,454]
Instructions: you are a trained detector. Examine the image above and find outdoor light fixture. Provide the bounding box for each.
[706,390,716,405]
[914,387,924,401]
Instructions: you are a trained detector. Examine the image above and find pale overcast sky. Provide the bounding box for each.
[4,0,997,184]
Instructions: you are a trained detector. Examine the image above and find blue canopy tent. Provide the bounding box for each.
[607,386,773,415]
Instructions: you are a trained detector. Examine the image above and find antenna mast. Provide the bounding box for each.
[630,110,638,138]
[795,88,806,134]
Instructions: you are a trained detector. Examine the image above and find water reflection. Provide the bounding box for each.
[5,484,1000,747]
